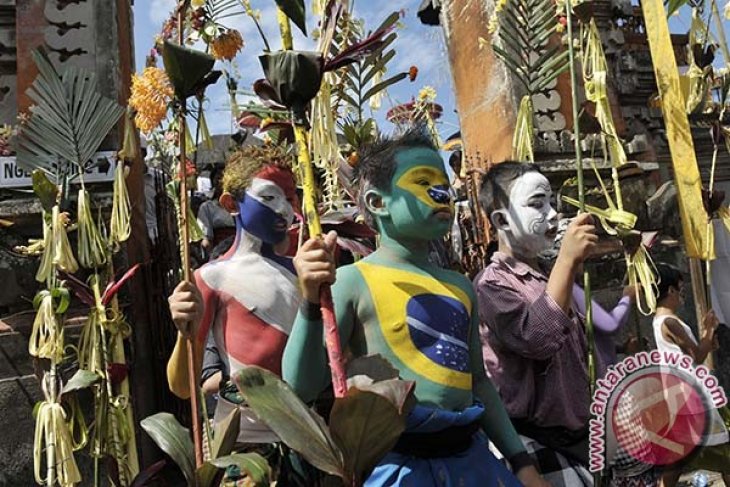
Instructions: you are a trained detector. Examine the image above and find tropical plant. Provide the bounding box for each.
[232,357,415,487]
[140,410,271,487]
[331,11,408,149]
[489,0,570,161]
[15,48,141,487]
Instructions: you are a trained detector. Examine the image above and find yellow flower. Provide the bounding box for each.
[129,67,173,134]
[210,29,244,61]
[191,0,205,6]
[495,0,508,12]
[418,86,437,102]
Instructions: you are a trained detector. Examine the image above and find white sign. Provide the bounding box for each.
[0,151,119,189]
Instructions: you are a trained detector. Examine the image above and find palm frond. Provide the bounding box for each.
[492,0,569,98]
[16,48,124,183]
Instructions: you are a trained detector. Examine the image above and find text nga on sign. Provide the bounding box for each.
[0,152,118,189]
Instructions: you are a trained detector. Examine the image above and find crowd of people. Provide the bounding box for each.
[164,128,729,486]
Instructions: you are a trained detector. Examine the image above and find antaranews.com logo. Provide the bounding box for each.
[589,350,728,472]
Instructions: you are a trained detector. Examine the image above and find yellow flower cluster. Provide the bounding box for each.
[191,0,205,6]
[129,67,173,134]
[210,29,244,61]
[495,0,509,12]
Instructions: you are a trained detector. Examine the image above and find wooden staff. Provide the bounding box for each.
[176,0,204,469]
[276,9,348,398]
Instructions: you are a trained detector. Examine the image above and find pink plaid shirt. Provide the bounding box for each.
[474,252,594,431]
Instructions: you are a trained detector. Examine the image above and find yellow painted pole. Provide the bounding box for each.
[640,0,709,260]
[276,8,348,397]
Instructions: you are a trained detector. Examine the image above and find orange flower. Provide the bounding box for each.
[129,67,173,134]
[408,65,418,82]
[210,29,244,61]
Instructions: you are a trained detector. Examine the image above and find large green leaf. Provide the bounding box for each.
[275,0,307,36]
[162,41,215,100]
[16,48,124,181]
[195,462,224,487]
[233,366,344,477]
[61,369,100,394]
[362,72,407,103]
[31,170,58,213]
[140,413,196,485]
[346,354,400,382]
[210,406,240,460]
[329,386,411,485]
[209,453,271,486]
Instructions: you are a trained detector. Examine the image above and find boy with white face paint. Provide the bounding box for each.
[474,161,600,486]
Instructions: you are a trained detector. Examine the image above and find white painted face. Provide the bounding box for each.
[492,171,558,256]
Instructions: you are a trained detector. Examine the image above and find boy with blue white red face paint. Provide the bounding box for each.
[167,146,319,483]
[285,128,548,487]
[475,161,619,486]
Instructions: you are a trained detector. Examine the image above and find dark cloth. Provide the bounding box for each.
[512,419,589,466]
[391,420,480,458]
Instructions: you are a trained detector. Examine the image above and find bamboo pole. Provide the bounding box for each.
[176,0,204,470]
[565,1,600,482]
[276,9,348,398]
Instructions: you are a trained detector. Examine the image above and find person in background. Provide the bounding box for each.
[651,263,730,487]
[197,166,235,255]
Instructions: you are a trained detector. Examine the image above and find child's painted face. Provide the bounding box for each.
[238,166,298,245]
[494,171,558,256]
[380,147,454,241]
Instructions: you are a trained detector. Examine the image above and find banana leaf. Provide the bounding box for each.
[162,41,216,100]
[258,51,324,123]
[275,0,307,36]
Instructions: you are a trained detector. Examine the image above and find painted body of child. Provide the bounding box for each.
[284,129,547,486]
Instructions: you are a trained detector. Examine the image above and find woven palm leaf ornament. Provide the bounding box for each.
[562,17,658,315]
[489,0,570,161]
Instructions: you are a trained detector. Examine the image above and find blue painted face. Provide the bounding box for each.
[237,177,295,245]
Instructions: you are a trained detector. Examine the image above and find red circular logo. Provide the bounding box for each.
[611,371,708,466]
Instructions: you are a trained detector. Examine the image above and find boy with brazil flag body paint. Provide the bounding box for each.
[284,127,548,487]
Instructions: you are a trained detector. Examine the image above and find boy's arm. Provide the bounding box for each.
[283,232,357,402]
[546,213,597,312]
[663,312,718,364]
[166,273,216,399]
[468,300,543,484]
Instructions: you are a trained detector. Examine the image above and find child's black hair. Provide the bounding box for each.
[656,263,683,303]
[479,161,542,217]
[355,125,438,228]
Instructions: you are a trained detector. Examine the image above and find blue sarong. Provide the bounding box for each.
[365,404,523,487]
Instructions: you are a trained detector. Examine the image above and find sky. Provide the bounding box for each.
[132,0,461,139]
[131,1,730,143]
